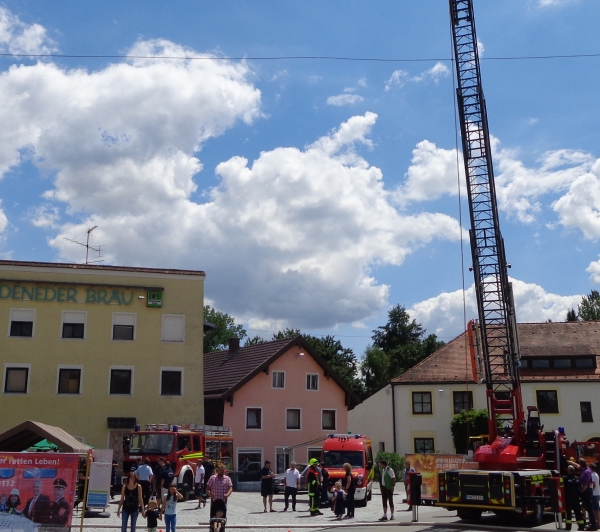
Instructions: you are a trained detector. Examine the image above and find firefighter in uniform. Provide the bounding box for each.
[47,478,70,531]
[306,459,322,516]
[564,465,585,531]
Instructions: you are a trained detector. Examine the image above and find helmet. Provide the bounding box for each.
[309,458,319,466]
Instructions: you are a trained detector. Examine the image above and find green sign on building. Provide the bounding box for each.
[147,291,163,308]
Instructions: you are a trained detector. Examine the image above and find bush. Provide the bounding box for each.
[449,408,490,454]
[373,452,404,483]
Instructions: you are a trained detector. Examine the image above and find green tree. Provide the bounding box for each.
[360,346,389,394]
[362,305,445,394]
[577,290,600,321]
[303,334,365,396]
[203,305,247,353]
[566,308,578,322]
[449,409,489,454]
[244,335,267,346]
[373,452,404,484]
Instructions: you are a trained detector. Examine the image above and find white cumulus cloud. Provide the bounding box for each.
[326,93,364,106]
[385,62,449,91]
[410,278,582,340]
[44,112,462,329]
[0,7,57,55]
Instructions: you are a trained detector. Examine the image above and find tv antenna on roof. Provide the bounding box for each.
[63,225,105,265]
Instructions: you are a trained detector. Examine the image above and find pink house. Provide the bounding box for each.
[204,336,361,474]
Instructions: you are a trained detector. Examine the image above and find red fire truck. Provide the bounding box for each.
[122,423,233,500]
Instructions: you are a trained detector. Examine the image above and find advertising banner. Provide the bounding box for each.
[405,453,471,500]
[0,452,79,532]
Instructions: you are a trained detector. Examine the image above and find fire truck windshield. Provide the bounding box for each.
[129,433,174,454]
[322,451,364,468]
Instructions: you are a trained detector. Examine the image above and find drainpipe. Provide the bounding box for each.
[391,383,397,454]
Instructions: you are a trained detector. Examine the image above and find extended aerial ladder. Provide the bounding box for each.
[449,0,549,470]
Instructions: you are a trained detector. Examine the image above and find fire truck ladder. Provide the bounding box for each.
[449,0,523,439]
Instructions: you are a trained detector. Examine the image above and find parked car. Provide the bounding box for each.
[272,464,309,493]
[236,461,262,482]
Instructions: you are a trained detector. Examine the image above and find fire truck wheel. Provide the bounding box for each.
[180,472,194,502]
[457,509,482,521]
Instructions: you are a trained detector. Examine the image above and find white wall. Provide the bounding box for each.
[351,380,600,458]
[348,385,395,454]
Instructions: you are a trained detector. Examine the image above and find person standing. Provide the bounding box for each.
[306,459,322,516]
[403,460,416,511]
[136,459,154,506]
[203,460,215,495]
[332,481,345,520]
[283,462,300,512]
[162,462,174,500]
[578,459,598,531]
[161,484,183,532]
[117,468,145,532]
[378,459,396,521]
[194,460,206,509]
[152,458,165,499]
[260,461,276,512]
[591,464,600,529]
[343,463,356,519]
[206,465,233,518]
[565,465,585,531]
[320,463,330,508]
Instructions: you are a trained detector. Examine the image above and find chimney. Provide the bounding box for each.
[228,337,240,354]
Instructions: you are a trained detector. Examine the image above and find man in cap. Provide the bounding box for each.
[47,478,70,528]
[306,459,322,516]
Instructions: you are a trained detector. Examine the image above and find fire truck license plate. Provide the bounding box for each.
[465,495,484,501]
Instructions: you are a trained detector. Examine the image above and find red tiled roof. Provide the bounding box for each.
[203,336,361,407]
[392,321,600,385]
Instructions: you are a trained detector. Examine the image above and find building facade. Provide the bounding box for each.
[204,336,360,474]
[349,322,600,456]
[0,260,205,458]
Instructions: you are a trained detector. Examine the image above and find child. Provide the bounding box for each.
[332,481,345,520]
[209,498,227,532]
[162,484,183,532]
[145,498,161,532]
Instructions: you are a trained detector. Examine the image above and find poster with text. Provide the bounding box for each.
[405,453,471,500]
[0,452,79,531]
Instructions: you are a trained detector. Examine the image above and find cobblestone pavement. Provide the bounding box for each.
[75,484,562,532]
[76,484,417,531]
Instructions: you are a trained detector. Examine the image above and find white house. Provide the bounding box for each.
[349,321,600,455]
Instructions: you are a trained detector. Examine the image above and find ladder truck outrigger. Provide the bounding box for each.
[435,0,569,525]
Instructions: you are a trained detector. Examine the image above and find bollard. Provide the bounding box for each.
[408,472,422,522]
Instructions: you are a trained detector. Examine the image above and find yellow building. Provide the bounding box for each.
[0,260,205,456]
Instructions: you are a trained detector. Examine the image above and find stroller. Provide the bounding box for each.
[209,498,227,532]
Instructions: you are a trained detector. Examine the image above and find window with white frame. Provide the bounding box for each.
[4,365,30,394]
[286,408,301,430]
[57,367,82,394]
[161,314,185,342]
[272,371,285,389]
[9,309,35,338]
[109,367,133,395]
[246,408,262,429]
[112,313,136,341]
[160,368,183,396]
[62,311,86,339]
[306,374,318,391]
[322,409,336,431]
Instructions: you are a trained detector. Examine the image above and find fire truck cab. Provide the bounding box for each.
[123,423,232,500]
[321,434,374,507]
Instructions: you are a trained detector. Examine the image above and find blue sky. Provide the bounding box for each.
[0,0,598,355]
